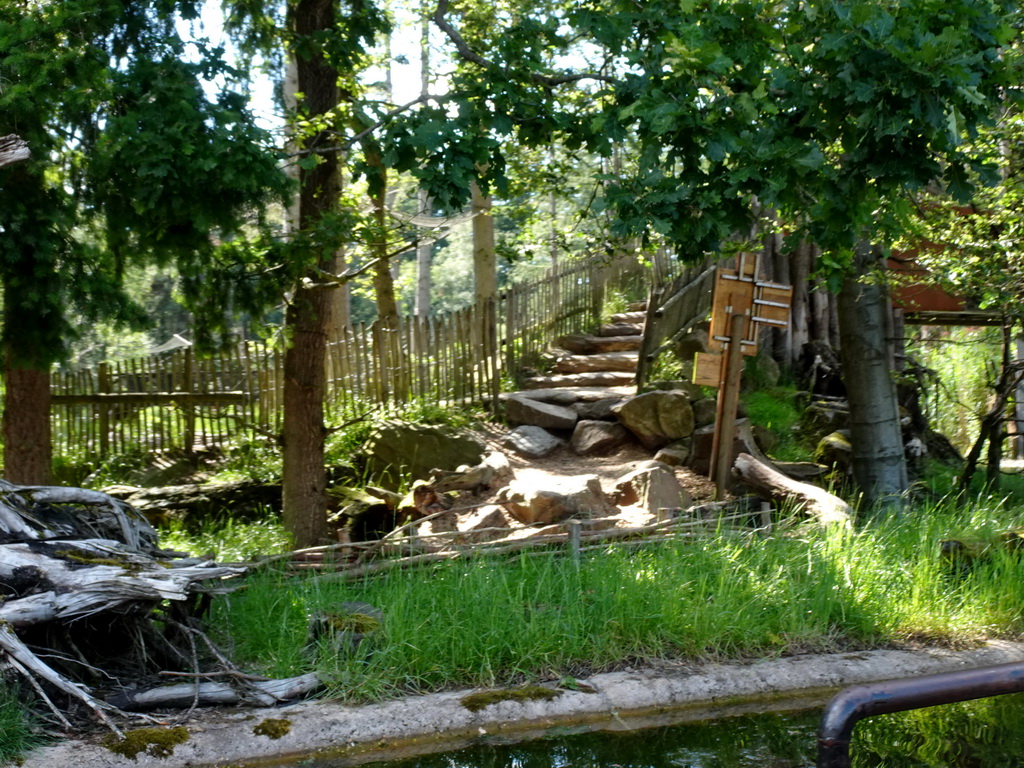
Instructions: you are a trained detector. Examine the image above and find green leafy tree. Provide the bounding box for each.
[0,0,288,483]
[420,0,1018,506]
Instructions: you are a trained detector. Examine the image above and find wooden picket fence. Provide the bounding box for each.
[50,254,656,460]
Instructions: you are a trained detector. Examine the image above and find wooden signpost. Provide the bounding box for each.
[695,253,793,499]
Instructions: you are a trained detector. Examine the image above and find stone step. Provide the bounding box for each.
[499,386,634,405]
[523,371,636,389]
[597,322,643,337]
[552,351,638,375]
[609,310,647,324]
[556,333,642,355]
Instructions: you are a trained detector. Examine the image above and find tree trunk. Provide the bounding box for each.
[789,241,812,364]
[414,188,432,318]
[471,179,496,306]
[2,362,51,484]
[414,13,432,320]
[836,242,907,507]
[281,0,341,548]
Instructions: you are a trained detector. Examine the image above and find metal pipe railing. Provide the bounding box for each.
[817,661,1024,768]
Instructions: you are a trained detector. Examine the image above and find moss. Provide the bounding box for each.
[253,718,291,739]
[460,685,562,713]
[102,726,190,759]
[54,549,143,574]
[321,613,381,634]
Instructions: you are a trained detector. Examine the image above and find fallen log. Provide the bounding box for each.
[733,452,852,527]
[0,481,268,733]
[108,673,321,711]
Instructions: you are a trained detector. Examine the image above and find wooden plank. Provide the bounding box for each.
[693,351,725,388]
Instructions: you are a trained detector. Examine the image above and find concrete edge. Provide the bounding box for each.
[20,641,1024,768]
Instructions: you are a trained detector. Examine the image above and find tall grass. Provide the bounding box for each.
[0,683,43,762]
[209,496,1024,703]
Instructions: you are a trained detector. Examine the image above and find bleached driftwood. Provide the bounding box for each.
[733,452,852,526]
[0,481,315,732]
[108,673,321,711]
[0,134,29,169]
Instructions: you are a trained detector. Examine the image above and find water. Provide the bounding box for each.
[301,692,1024,768]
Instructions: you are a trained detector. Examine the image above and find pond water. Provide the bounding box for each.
[297,692,1024,768]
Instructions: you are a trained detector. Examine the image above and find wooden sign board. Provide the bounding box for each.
[752,283,793,327]
[697,254,794,390]
[693,351,724,387]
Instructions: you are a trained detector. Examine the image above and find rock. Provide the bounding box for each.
[692,397,718,428]
[456,505,514,543]
[306,602,383,658]
[800,401,850,446]
[364,421,486,488]
[674,325,710,359]
[612,390,695,450]
[612,463,693,515]
[500,389,578,406]
[497,475,615,525]
[570,420,632,456]
[502,426,564,458]
[431,451,514,492]
[654,440,692,466]
[643,380,703,400]
[572,397,622,421]
[815,430,853,475]
[503,394,578,430]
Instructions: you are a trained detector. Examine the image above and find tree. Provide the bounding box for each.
[0,0,286,484]
[425,0,1018,506]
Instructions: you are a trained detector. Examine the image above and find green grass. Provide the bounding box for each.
[0,683,43,763]
[158,514,293,562]
[744,386,810,462]
[208,495,1024,703]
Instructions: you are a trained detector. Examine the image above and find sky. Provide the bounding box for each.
[178,0,434,136]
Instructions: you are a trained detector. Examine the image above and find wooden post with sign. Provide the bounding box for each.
[696,254,793,500]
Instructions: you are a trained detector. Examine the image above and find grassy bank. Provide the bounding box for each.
[209,494,1024,702]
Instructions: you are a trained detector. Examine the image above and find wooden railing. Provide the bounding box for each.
[636,258,718,388]
[50,254,647,459]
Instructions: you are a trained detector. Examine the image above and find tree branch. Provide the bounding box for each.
[432,0,617,88]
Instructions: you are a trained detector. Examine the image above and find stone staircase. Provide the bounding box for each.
[521,308,645,390]
[498,307,649,457]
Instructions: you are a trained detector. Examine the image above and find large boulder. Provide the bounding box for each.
[456,505,515,543]
[364,421,486,488]
[815,430,853,476]
[612,390,695,450]
[496,475,616,525]
[799,400,850,446]
[502,426,564,458]
[572,397,622,421]
[612,462,693,515]
[503,394,578,430]
[570,420,632,456]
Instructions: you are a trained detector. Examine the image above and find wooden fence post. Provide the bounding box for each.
[183,348,195,454]
[97,362,110,456]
